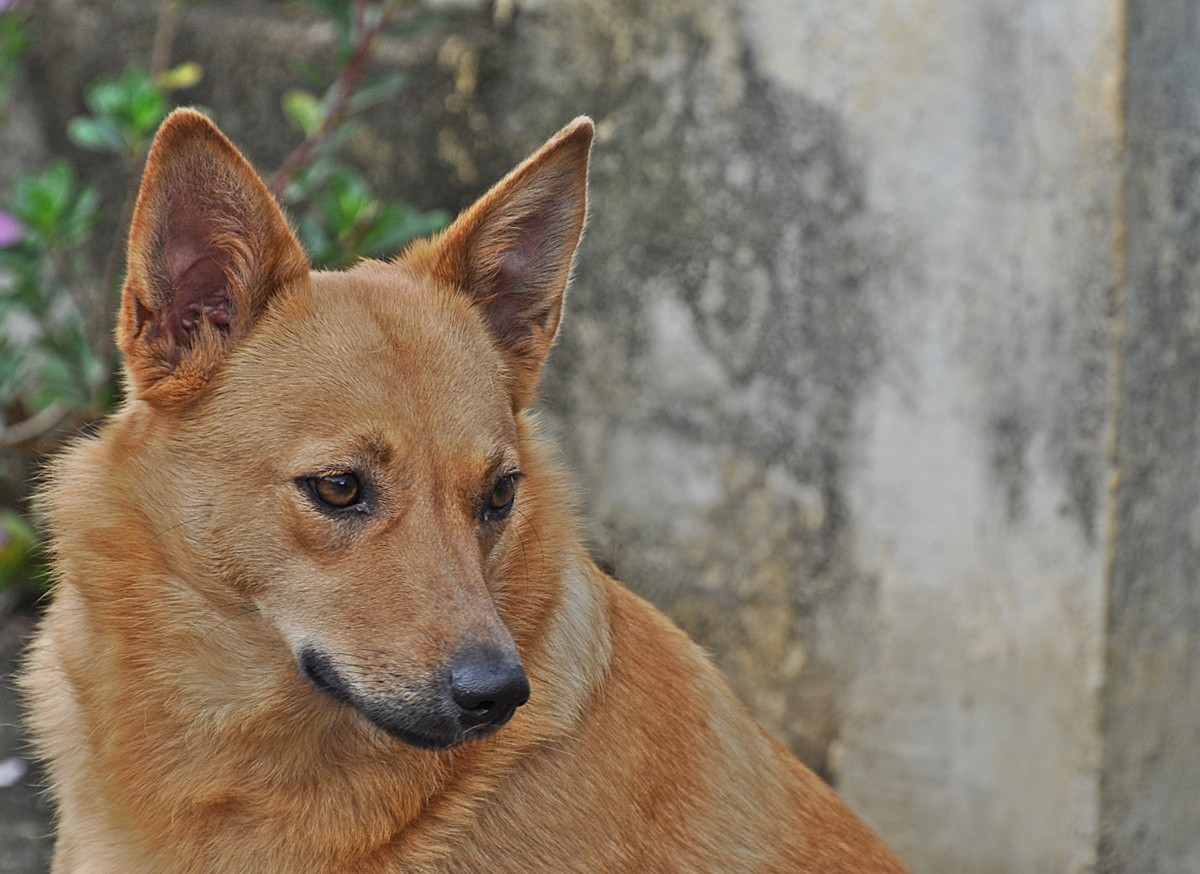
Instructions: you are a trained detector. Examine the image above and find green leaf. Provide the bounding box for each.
[85,79,126,117]
[156,61,203,92]
[63,185,101,245]
[60,317,104,389]
[129,89,168,134]
[0,12,32,64]
[27,353,87,412]
[347,72,407,115]
[0,339,28,402]
[6,162,98,252]
[283,88,323,136]
[39,162,71,214]
[296,213,336,267]
[10,161,70,234]
[0,510,39,588]
[358,204,451,257]
[77,67,170,157]
[330,172,373,224]
[67,116,126,153]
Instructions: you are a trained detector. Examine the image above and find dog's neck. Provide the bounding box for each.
[37,409,614,868]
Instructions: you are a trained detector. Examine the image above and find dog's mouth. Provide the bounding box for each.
[299,649,356,707]
[297,648,518,750]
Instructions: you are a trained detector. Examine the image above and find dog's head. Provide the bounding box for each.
[114,109,591,749]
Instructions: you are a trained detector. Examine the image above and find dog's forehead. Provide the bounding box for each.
[219,266,514,447]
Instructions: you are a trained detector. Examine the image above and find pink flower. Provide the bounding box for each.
[0,211,23,247]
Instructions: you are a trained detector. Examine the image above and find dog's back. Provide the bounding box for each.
[22,110,906,872]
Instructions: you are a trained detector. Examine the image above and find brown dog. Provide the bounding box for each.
[21,109,907,872]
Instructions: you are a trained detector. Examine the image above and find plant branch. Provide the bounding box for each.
[150,0,182,76]
[266,0,404,198]
[0,402,68,448]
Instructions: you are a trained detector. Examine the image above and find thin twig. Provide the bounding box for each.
[150,0,182,76]
[0,402,68,448]
[266,0,404,198]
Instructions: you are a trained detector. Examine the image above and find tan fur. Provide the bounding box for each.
[21,109,907,872]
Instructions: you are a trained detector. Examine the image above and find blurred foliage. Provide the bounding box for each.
[0,507,37,589]
[68,67,174,159]
[278,2,450,267]
[0,160,103,417]
[0,5,30,117]
[0,0,450,599]
[288,161,450,269]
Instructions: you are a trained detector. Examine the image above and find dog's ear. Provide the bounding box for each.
[117,108,309,406]
[415,117,593,409]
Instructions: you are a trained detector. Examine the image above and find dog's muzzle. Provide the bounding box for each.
[298,645,529,750]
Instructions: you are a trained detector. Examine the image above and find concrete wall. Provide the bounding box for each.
[1103,2,1200,871]
[776,5,1121,871]
[13,0,1197,871]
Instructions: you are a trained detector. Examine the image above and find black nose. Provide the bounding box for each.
[449,647,530,730]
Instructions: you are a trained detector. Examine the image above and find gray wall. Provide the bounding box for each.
[1105,2,1200,871]
[13,0,1199,871]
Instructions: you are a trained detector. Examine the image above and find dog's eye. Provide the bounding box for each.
[484,474,519,522]
[310,473,362,510]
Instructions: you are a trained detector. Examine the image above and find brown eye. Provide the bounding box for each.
[485,474,518,521]
[310,473,362,509]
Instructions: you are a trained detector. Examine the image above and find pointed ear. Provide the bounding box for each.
[414,117,593,409]
[117,108,309,406]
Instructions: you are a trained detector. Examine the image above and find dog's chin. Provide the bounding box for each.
[297,647,502,751]
[370,718,504,751]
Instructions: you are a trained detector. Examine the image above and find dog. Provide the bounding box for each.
[21,108,907,872]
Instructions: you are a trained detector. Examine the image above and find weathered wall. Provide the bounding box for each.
[763,4,1123,872]
[488,3,1122,870]
[10,0,1196,871]
[1102,2,1200,870]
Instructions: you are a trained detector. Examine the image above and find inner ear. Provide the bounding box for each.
[474,209,565,344]
[163,208,234,345]
[118,108,309,406]
[410,117,594,409]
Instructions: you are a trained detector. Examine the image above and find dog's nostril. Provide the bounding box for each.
[449,647,530,729]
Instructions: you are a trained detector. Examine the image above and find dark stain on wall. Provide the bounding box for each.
[478,0,883,777]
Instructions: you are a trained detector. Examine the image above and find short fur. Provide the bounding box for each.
[21,110,907,872]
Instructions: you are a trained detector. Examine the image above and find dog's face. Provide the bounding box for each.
[114,110,592,749]
[202,269,531,750]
